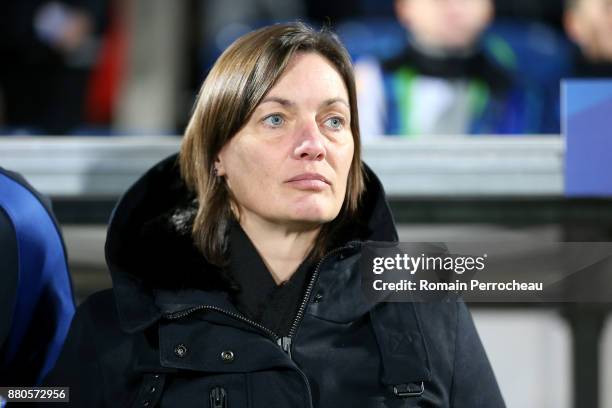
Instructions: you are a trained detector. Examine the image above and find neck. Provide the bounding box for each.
[409,36,478,59]
[238,213,321,285]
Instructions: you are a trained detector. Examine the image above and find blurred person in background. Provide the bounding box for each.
[0,0,108,134]
[0,168,75,387]
[564,0,612,77]
[356,0,552,138]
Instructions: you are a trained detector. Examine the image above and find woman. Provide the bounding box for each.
[44,22,505,407]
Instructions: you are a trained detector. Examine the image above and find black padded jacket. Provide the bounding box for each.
[43,153,505,408]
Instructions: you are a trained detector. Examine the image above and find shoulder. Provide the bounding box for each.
[354,56,385,91]
[81,288,116,315]
[44,289,141,405]
[380,297,472,363]
[0,167,54,215]
[54,288,130,363]
[0,167,65,256]
[75,289,124,338]
[411,299,505,406]
[403,297,462,363]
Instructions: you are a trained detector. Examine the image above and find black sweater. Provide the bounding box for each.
[227,220,314,337]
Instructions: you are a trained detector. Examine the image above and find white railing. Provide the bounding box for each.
[0,136,564,197]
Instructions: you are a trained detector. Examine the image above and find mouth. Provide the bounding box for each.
[285,173,331,191]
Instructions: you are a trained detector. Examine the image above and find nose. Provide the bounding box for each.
[292,120,326,161]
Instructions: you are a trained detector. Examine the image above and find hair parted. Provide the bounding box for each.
[179,21,365,266]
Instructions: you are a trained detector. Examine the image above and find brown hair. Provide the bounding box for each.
[180,22,365,266]
[564,0,579,10]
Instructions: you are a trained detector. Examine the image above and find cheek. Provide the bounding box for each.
[342,140,355,172]
[600,15,612,35]
[457,10,481,30]
[228,145,283,207]
[334,142,355,197]
[224,145,275,198]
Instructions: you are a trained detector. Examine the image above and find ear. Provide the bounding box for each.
[564,10,583,45]
[214,156,227,176]
[394,0,412,29]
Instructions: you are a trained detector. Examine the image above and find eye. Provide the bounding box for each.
[262,114,285,128]
[324,116,345,130]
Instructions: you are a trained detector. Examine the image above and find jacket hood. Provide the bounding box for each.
[105,153,398,332]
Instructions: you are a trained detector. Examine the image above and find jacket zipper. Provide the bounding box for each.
[164,241,361,358]
[163,242,359,408]
[286,241,361,341]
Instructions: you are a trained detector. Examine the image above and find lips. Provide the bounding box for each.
[286,173,331,184]
[285,173,331,191]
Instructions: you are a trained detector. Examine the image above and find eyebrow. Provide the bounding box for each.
[259,96,350,109]
[322,97,350,109]
[259,97,295,107]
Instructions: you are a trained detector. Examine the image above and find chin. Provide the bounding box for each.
[286,203,339,225]
[289,210,334,224]
[442,39,472,50]
[286,195,339,220]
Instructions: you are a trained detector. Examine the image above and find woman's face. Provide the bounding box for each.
[216,52,354,228]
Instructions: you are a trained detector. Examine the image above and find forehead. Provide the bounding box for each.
[576,0,612,11]
[263,52,349,101]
